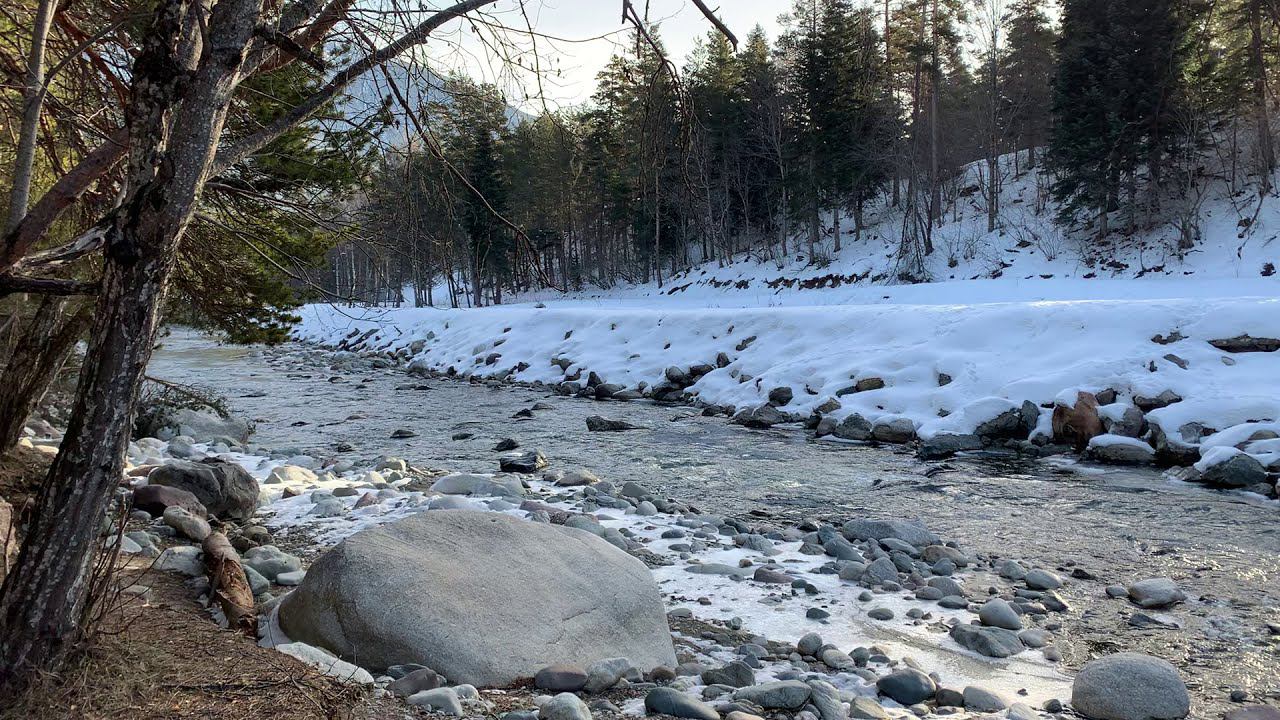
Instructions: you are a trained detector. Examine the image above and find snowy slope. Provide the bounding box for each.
[501,157,1279,309]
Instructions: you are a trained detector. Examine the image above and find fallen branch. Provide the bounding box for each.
[202,532,257,636]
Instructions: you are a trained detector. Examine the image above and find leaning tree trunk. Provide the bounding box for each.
[0,298,91,454]
[0,0,263,692]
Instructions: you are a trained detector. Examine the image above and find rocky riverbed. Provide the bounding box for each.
[115,330,1280,719]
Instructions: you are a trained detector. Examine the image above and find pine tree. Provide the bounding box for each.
[1049,0,1193,238]
[1000,0,1057,170]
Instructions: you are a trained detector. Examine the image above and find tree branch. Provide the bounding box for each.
[212,0,499,174]
[0,273,99,297]
[690,0,737,49]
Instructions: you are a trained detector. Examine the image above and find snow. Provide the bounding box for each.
[296,293,1280,448]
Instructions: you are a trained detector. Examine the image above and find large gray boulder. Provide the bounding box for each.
[147,458,258,521]
[278,510,675,686]
[1071,653,1190,720]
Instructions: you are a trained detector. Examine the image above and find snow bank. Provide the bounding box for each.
[295,295,1280,442]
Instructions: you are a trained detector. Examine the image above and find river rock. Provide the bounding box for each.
[733,681,812,710]
[132,484,207,518]
[963,686,1008,712]
[1024,568,1063,590]
[843,518,939,547]
[584,657,634,693]
[162,505,211,542]
[978,598,1023,630]
[645,687,720,720]
[1197,451,1267,487]
[1070,653,1190,720]
[535,664,588,692]
[806,679,846,720]
[242,545,302,582]
[1088,435,1156,464]
[702,661,754,688]
[499,450,548,473]
[871,417,916,443]
[147,458,259,521]
[137,407,250,444]
[266,465,317,485]
[408,687,463,715]
[586,416,641,432]
[278,510,675,686]
[849,697,890,719]
[431,473,525,497]
[732,404,789,429]
[918,433,984,459]
[389,667,446,697]
[1126,578,1186,609]
[832,414,873,440]
[542,692,593,720]
[950,623,1024,658]
[863,556,899,585]
[876,669,936,705]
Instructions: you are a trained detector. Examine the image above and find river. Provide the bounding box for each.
[148,329,1280,714]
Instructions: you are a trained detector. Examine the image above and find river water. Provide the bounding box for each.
[148,330,1279,714]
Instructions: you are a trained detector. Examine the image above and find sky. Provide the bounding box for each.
[423,0,788,111]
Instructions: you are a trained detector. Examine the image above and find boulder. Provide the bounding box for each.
[1070,653,1189,720]
[147,458,258,521]
[278,511,675,686]
[1052,392,1104,449]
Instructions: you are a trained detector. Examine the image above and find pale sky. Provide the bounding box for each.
[421,0,788,111]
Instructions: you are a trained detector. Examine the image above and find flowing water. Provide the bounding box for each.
[149,330,1280,714]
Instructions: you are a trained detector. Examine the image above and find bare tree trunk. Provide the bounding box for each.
[928,0,941,237]
[1250,0,1276,192]
[0,299,91,454]
[0,0,263,689]
[5,0,58,234]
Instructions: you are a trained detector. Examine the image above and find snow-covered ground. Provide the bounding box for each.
[298,161,1280,468]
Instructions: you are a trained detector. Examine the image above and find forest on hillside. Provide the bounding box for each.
[333,0,1280,307]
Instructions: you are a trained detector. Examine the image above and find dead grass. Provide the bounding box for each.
[2,568,411,720]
